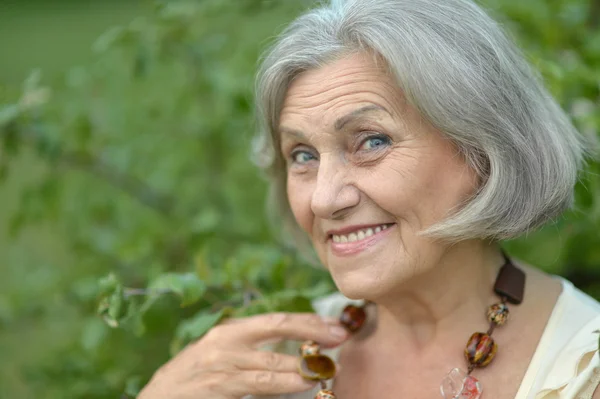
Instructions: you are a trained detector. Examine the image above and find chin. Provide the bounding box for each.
[325,252,416,301]
[329,268,386,300]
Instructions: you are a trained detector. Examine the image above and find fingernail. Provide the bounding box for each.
[329,325,348,339]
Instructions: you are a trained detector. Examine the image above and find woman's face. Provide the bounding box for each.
[279,52,479,299]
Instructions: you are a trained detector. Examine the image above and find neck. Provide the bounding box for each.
[369,240,505,355]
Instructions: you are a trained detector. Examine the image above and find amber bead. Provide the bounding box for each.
[339,304,366,333]
[315,389,336,399]
[299,340,321,356]
[298,354,336,380]
[487,302,509,326]
[465,332,497,367]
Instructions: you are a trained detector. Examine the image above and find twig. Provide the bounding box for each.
[16,125,176,217]
[61,151,175,216]
[124,288,172,298]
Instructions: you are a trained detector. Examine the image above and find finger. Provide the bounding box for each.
[228,350,300,373]
[217,312,349,348]
[221,315,340,326]
[225,370,317,397]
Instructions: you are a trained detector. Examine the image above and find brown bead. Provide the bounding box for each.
[487,302,509,326]
[298,354,336,380]
[299,340,321,356]
[494,262,525,304]
[339,304,366,333]
[315,389,336,399]
[465,332,497,368]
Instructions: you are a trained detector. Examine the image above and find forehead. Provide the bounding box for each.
[279,52,405,125]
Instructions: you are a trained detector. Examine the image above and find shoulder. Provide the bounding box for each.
[534,277,600,399]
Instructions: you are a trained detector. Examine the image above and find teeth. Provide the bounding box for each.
[331,224,390,244]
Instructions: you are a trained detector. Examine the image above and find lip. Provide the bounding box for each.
[328,223,395,257]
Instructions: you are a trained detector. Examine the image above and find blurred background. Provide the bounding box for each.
[0,0,598,398]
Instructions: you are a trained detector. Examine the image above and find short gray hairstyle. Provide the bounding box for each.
[253,0,588,245]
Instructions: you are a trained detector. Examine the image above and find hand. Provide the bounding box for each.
[138,312,349,399]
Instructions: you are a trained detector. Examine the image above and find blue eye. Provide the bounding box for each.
[291,150,316,164]
[360,135,391,151]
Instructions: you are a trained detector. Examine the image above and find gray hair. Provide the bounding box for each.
[253,0,588,246]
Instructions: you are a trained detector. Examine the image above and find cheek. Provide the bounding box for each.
[413,151,479,225]
[357,151,425,214]
[361,144,477,228]
[286,177,314,235]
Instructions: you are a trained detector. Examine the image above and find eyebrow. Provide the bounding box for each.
[279,126,307,141]
[279,104,390,139]
[334,104,389,130]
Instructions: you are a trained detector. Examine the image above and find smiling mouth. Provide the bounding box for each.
[330,223,395,243]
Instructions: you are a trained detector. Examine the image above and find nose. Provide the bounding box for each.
[310,155,360,219]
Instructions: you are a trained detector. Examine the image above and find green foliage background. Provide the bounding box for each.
[0,0,598,398]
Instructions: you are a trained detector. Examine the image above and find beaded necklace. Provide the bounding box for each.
[297,252,525,399]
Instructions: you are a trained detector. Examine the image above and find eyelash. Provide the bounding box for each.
[357,133,392,152]
[289,149,317,164]
[287,132,392,166]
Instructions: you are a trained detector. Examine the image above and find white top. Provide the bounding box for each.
[252,276,600,399]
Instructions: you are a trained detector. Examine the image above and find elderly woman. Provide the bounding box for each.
[139,0,600,398]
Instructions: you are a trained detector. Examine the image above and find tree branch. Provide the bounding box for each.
[60,151,175,216]
[15,124,176,217]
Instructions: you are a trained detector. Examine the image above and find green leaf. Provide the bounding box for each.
[194,246,211,282]
[270,290,315,313]
[98,273,122,297]
[124,375,143,397]
[190,208,221,234]
[97,285,128,328]
[233,299,272,317]
[92,26,127,53]
[171,307,230,354]
[108,286,127,321]
[302,280,335,300]
[149,273,207,306]
[0,105,20,128]
[80,317,109,353]
[23,69,42,93]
